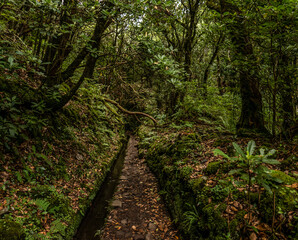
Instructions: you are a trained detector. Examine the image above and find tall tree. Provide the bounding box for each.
[207,0,267,133]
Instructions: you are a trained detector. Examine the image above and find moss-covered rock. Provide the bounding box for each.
[190,177,207,192]
[166,134,202,160]
[205,161,222,175]
[0,218,25,240]
[269,170,296,185]
[139,126,298,239]
[197,203,228,239]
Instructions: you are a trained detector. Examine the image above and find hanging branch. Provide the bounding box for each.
[102,97,158,125]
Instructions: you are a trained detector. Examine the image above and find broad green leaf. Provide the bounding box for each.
[271,176,283,184]
[32,145,36,153]
[262,159,280,164]
[213,149,230,159]
[247,140,256,156]
[8,56,14,68]
[266,149,276,157]
[232,142,246,159]
[240,173,249,181]
[229,169,242,175]
[262,182,273,194]
[9,128,17,137]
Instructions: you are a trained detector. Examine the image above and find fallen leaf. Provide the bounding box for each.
[255,223,271,231]
[250,232,257,240]
[231,206,238,212]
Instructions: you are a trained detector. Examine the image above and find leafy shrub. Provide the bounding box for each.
[30,185,72,218]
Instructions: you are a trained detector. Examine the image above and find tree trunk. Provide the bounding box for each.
[202,34,224,98]
[42,0,77,85]
[231,18,266,133]
[207,0,267,134]
[216,56,225,95]
[47,1,115,111]
[279,55,296,138]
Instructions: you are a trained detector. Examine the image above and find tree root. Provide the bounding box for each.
[102,97,158,125]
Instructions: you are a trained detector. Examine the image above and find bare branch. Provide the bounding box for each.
[103,98,158,125]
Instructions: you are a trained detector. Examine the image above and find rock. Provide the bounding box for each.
[204,161,222,175]
[145,232,153,240]
[148,222,157,231]
[111,200,122,208]
[121,219,128,225]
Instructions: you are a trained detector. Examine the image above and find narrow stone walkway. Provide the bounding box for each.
[101,136,179,240]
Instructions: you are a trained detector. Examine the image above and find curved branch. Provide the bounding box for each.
[103,98,158,125]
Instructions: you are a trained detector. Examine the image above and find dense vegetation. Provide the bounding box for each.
[0,0,297,239]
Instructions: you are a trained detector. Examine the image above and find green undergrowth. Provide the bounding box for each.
[0,84,125,239]
[138,124,298,240]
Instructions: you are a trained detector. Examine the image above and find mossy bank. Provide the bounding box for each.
[0,85,126,239]
[138,124,297,240]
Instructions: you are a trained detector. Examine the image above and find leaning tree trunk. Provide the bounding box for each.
[47,1,115,111]
[42,0,77,85]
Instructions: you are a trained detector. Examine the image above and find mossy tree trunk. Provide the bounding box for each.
[48,1,115,111]
[207,0,267,134]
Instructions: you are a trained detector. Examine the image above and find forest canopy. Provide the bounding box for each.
[1,0,297,140]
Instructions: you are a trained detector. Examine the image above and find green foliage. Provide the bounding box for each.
[0,95,23,148]
[50,219,67,237]
[30,185,72,218]
[183,204,199,231]
[0,94,48,150]
[211,184,230,202]
[34,198,51,214]
[214,140,282,194]
[205,161,222,175]
[269,170,296,185]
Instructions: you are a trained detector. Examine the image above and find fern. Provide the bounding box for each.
[50,219,66,234]
[183,205,200,231]
[34,198,50,213]
[15,171,23,183]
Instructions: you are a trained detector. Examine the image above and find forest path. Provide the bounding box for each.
[101,136,179,240]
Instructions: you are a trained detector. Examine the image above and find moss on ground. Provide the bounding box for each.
[269,170,296,185]
[205,161,222,175]
[0,88,126,239]
[0,218,25,240]
[138,124,298,240]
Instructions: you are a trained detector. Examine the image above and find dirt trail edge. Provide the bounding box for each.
[101,136,179,240]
